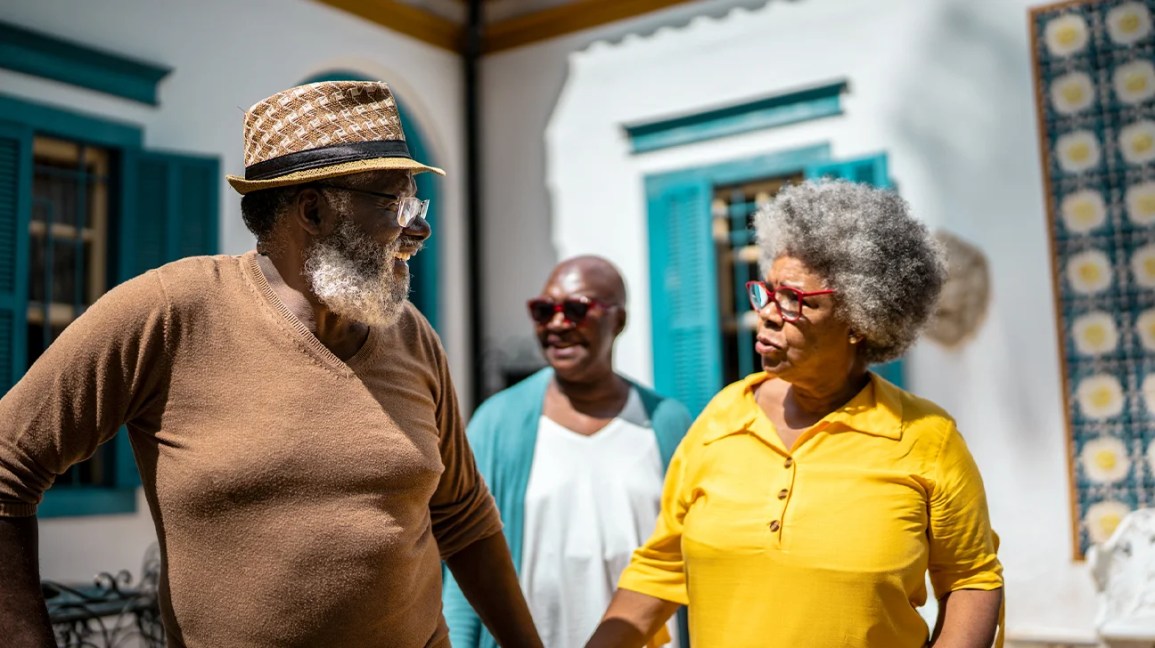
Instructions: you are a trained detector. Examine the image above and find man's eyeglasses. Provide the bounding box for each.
[314,184,430,227]
[527,296,615,325]
[746,280,835,322]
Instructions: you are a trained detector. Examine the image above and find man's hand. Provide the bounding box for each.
[0,516,55,647]
[444,532,543,648]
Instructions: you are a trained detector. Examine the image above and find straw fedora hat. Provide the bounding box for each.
[227,81,444,195]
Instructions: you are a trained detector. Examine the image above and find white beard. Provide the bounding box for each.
[303,217,409,327]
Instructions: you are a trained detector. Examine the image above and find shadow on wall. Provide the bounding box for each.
[888,0,1045,439]
[481,0,784,399]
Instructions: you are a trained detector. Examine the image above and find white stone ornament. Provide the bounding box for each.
[1087,508,1155,641]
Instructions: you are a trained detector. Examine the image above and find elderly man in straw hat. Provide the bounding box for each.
[0,81,542,648]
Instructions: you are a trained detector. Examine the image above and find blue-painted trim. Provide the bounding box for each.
[302,71,442,333]
[0,94,143,148]
[39,486,136,518]
[1,97,146,517]
[626,81,847,154]
[644,143,831,194]
[0,121,33,394]
[0,20,171,106]
[645,143,832,415]
[647,178,724,417]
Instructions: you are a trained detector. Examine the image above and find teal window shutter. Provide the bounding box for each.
[0,94,220,516]
[102,148,219,493]
[119,149,220,281]
[0,122,31,395]
[804,153,905,389]
[648,177,722,417]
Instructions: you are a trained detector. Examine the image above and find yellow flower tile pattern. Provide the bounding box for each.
[1035,0,1155,554]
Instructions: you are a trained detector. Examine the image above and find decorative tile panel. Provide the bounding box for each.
[1032,0,1155,557]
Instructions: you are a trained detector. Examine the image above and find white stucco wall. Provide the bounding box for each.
[478,0,767,391]
[517,0,1091,641]
[0,0,468,584]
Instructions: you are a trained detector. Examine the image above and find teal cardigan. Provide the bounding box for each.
[442,368,693,648]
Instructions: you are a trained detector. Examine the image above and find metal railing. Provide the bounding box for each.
[44,545,164,648]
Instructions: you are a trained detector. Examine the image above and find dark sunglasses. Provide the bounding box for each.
[527,296,615,325]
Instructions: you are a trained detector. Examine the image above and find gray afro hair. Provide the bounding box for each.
[753,179,947,364]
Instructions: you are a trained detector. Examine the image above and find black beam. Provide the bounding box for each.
[464,0,485,408]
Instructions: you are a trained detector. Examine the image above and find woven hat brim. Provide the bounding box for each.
[227,157,446,195]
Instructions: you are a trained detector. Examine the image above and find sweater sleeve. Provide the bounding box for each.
[0,271,171,517]
[426,334,502,559]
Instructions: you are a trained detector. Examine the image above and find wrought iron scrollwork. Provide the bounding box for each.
[44,544,164,647]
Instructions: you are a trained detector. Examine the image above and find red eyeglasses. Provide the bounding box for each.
[746,280,835,322]
[527,296,615,325]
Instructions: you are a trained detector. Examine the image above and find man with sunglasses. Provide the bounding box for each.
[0,82,541,647]
[443,256,692,648]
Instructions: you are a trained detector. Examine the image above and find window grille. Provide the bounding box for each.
[713,174,801,385]
[28,137,113,488]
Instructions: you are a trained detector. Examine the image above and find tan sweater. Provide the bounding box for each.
[0,252,502,647]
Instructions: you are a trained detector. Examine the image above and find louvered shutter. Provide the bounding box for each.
[0,123,31,396]
[648,178,723,417]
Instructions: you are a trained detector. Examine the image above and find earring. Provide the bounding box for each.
[849,333,861,344]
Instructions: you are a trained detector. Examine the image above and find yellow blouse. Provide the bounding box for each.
[618,372,1003,648]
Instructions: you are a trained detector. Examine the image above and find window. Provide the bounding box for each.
[0,94,219,517]
[29,137,115,490]
[647,147,899,416]
[713,173,804,385]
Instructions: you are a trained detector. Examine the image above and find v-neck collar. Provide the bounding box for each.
[241,251,381,375]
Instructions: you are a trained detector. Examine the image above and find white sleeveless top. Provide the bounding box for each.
[520,389,678,648]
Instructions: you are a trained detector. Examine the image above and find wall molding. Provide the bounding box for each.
[0,93,143,147]
[0,21,171,106]
[625,81,849,154]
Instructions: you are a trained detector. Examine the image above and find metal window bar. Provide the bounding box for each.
[713,175,801,386]
[30,142,109,488]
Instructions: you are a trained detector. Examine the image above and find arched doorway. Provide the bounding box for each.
[302,71,441,330]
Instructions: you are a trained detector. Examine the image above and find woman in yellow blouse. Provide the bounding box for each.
[586,179,1003,648]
